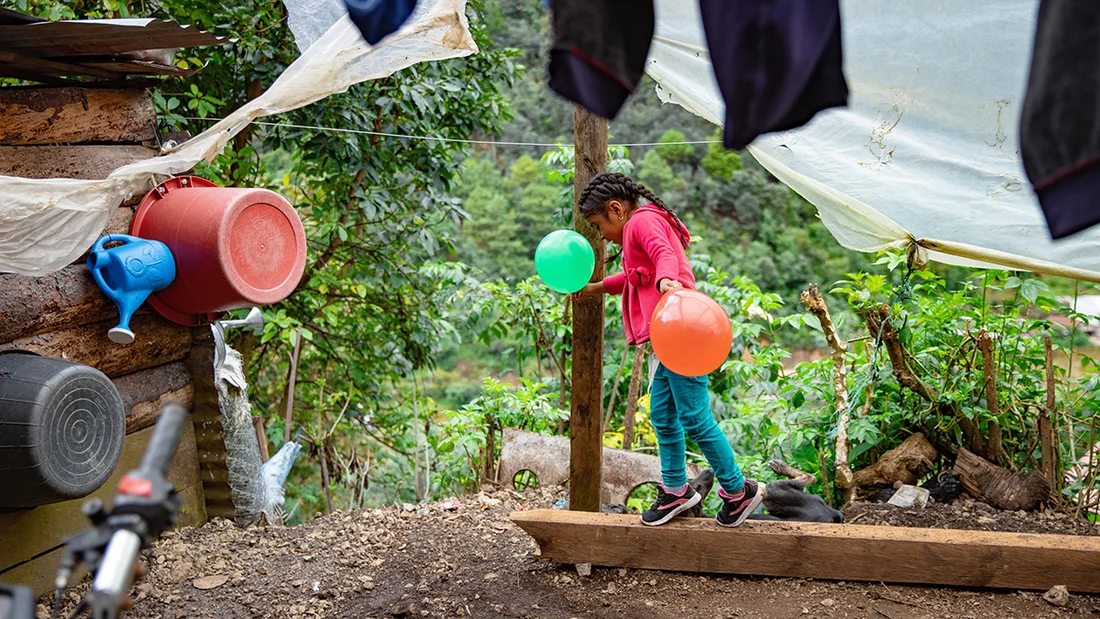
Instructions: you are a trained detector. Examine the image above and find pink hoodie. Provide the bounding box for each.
[602,205,695,345]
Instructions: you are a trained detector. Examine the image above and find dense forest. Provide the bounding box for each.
[9,0,1097,522]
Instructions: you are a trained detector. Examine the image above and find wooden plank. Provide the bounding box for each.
[0,418,201,574]
[0,312,192,378]
[569,105,607,513]
[0,482,205,596]
[510,509,1100,593]
[0,145,157,180]
[0,87,155,145]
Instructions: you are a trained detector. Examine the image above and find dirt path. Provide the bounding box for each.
[94,488,1099,619]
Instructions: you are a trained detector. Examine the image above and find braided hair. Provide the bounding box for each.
[578,172,689,250]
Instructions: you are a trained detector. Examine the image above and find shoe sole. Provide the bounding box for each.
[716,488,765,528]
[642,492,702,526]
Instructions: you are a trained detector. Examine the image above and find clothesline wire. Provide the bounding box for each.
[179,116,721,148]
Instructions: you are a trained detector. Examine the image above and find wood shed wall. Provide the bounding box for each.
[0,86,220,595]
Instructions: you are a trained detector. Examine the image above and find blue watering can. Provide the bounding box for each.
[87,234,176,344]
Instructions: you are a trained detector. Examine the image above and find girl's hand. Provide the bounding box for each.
[572,282,602,300]
[658,278,684,294]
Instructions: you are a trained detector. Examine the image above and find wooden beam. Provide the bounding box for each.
[510,509,1100,593]
[0,418,202,576]
[0,87,155,145]
[570,105,607,513]
[0,311,192,378]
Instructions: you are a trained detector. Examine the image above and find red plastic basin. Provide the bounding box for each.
[130,176,306,326]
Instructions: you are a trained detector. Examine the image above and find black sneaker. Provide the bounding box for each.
[715,480,764,528]
[641,485,702,526]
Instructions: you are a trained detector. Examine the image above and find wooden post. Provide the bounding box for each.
[570,105,607,512]
[1041,334,1058,489]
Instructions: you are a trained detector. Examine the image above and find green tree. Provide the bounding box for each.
[655,129,696,165]
[701,129,743,180]
[509,154,542,185]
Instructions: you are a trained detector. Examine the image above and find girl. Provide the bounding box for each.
[576,172,763,527]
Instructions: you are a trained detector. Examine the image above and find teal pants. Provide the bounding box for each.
[649,358,744,493]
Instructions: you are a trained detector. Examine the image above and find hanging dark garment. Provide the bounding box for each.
[547,0,655,120]
[698,0,848,151]
[1021,0,1100,240]
[345,0,418,46]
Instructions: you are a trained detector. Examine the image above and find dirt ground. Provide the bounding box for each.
[846,498,1098,536]
[42,488,1100,619]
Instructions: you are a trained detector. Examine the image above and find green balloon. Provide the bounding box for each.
[535,230,596,293]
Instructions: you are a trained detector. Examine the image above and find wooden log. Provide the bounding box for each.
[0,312,191,378]
[0,418,202,575]
[570,104,607,513]
[125,385,194,435]
[0,87,155,145]
[852,432,938,495]
[186,327,234,520]
[0,145,157,180]
[112,361,190,415]
[954,448,1050,511]
[510,509,1100,593]
[0,263,113,345]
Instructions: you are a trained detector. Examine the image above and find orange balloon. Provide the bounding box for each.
[650,289,733,377]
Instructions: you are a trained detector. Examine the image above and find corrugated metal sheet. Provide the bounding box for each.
[0,11,228,84]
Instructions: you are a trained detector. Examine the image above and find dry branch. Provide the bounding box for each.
[864,305,982,457]
[801,284,854,505]
[977,331,1004,464]
[622,345,647,451]
[1041,334,1059,488]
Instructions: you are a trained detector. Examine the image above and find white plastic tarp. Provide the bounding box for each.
[0,0,476,276]
[649,0,1100,283]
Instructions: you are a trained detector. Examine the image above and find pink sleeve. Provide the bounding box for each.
[603,272,626,295]
[633,213,682,285]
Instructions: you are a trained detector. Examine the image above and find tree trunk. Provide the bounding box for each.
[603,345,631,432]
[622,345,647,451]
[977,331,1004,465]
[801,284,854,505]
[1040,334,1059,489]
[954,448,1050,511]
[319,440,334,514]
[283,327,303,444]
[569,105,607,513]
[483,413,497,485]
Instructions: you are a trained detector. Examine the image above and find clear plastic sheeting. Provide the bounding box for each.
[648,0,1100,283]
[0,0,476,276]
